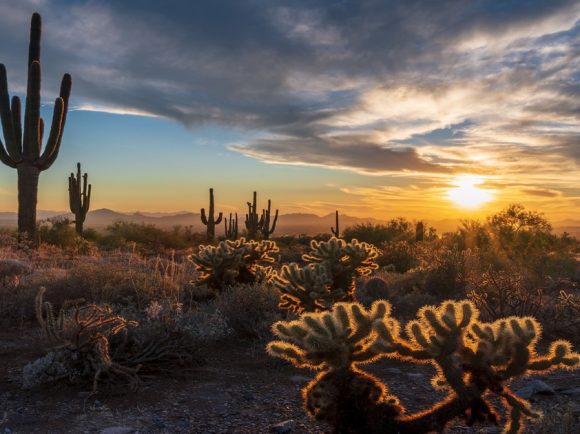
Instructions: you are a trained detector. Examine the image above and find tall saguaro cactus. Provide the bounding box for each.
[0,13,72,242]
[260,199,278,240]
[245,191,264,240]
[330,210,340,237]
[68,163,91,236]
[200,188,223,241]
[224,212,238,240]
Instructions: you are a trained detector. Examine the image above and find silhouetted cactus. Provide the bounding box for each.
[200,188,223,241]
[224,212,238,240]
[331,210,340,237]
[267,300,580,433]
[189,237,279,289]
[415,221,424,242]
[0,13,72,242]
[68,163,91,237]
[245,191,264,239]
[275,237,379,313]
[260,199,278,239]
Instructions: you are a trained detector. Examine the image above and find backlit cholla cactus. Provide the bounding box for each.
[189,237,279,289]
[267,299,579,434]
[275,237,379,313]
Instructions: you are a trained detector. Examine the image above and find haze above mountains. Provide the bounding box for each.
[0,209,579,237]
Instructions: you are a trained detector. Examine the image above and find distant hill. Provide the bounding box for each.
[0,210,578,237]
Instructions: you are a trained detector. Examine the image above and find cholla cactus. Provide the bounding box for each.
[34,287,140,391]
[189,237,279,289]
[275,237,379,313]
[267,299,579,434]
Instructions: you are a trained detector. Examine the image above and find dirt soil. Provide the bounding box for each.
[0,329,579,434]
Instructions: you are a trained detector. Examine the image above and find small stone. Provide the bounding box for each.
[270,419,294,434]
[515,379,555,399]
[100,427,134,434]
[560,387,580,397]
[290,375,310,383]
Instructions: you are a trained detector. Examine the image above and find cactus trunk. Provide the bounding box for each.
[17,165,40,242]
[331,210,340,237]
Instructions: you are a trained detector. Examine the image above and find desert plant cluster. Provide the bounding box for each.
[0,13,579,434]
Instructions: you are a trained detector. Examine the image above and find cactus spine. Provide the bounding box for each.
[330,210,340,237]
[68,162,91,236]
[200,188,223,241]
[260,199,278,240]
[0,13,72,242]
[224,212,238,240]
[245,191,264,239]
[415,221,424,242]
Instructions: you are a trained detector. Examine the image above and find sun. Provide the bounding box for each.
[446,175,493,209]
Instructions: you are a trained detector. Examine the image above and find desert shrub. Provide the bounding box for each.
[416,242,467,297]
[99,221,201,252]
[213,284,282,339]
[357,271,436,317]
[376,241,418,272]
[267,299,580,434]
[468,266,580,341]
[275,237,379,313]
[38,217,77,247]
[0,258,32,286]
[342,219,414,245]
[189,238,279,290]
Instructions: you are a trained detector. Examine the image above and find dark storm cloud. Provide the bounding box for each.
[0,0,578,174]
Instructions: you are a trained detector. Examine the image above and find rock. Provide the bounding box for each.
[560,387,580,397]
[514,379,555,399]
[100,427,134,434]
[270,420,294,433]
[290,375,310,383]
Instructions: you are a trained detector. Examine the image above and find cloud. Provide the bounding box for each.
[231,134,452,175]
[0,0,578,180]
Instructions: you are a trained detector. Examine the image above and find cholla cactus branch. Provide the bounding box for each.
[267,299,580,433]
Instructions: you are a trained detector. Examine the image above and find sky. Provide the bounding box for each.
[0,0,579,222]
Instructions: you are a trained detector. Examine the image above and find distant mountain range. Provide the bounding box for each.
[0,209,579,237]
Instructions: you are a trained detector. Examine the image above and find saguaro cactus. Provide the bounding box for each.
[0,13,72,242]
[68,163,91,236]
[245,191,263,239]
[260,199,278,240]
[330,210,340,237]
[224,212,238,240]
[200,188,223,241]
